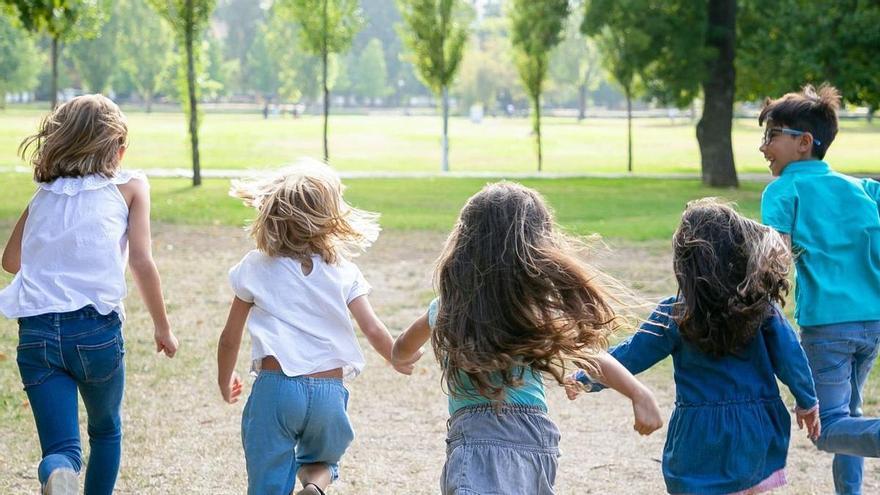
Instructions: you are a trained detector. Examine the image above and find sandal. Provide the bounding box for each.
[295,482,326,495]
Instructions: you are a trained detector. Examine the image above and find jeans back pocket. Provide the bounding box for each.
[77,336,123,383]
[16,341,53,389]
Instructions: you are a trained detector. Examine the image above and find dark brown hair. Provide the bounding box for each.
[672,198,791,357]
[20,94,128,182]
[432,182,618,402]
[758,83,840,159]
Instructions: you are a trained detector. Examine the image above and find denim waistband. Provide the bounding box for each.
[449,403,547,422]
[20,306,115,322]
[256,369,344,384]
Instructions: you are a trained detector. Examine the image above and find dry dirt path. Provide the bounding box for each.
[1,225,877,494]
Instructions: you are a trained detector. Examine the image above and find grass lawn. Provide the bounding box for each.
[1,108,878,175]
[0,172,765,241]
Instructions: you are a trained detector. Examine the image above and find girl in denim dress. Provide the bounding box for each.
[392,182,664,494]
[0,95,179,495]
[569,198,820,495]
[216,161,419,495]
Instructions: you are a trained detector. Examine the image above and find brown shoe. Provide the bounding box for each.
[295,482,326,495]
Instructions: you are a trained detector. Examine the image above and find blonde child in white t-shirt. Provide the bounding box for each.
[216,161,419,495]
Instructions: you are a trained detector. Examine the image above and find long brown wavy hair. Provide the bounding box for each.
[672,198,791,357]
[432,182,618,402]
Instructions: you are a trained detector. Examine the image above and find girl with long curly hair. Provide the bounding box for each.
[392,181,662,494]
[570,198,820,495]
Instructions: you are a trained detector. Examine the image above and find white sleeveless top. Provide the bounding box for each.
[229,250,372,379]
[0,170,146,319]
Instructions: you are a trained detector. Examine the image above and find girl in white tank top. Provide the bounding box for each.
[0,95,178,495]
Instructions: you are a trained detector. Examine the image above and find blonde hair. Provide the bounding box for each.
[231,160,380,263]
[20,94,128,183]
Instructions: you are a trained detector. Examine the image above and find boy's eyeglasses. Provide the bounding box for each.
[762,127,822,147]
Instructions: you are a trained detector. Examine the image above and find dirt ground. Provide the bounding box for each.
[1,224,878,494]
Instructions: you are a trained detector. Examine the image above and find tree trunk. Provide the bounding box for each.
[577,82,587,121]
[696,0,738,188]
[868,105,876,123]
[626,87,633,173]
[534,92,542,172]
[145,90,153,113]
[322,0,330,162]
[51,37,59,109]
[185,0,201,187]
[441,85,449,172]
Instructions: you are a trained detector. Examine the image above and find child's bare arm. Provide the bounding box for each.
[392,312,431,366]
[348,295,420,374]
[217,296,251,403]
[1,207,27,274]
[122,179,177,357]
[595,352,664,436]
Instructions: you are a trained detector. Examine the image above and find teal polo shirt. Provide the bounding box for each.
[761,160,880,327]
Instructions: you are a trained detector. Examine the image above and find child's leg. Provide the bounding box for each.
[17,316,83,487]
[802,322,880,494]
[60,312,125,495]
[294,380,354,492]
[241,372,308,495]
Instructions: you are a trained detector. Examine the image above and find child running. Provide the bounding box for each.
[216,161,419,495]
[0,95,178,495]
[392,181,663,495]
[569,198,820,494]
[759,84,880,495]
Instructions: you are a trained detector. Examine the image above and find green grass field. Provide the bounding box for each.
[0,172,764,241]
[1,108,878,174]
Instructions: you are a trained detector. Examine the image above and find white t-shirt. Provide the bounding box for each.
[0,171,145,319]
[229,250,372,379]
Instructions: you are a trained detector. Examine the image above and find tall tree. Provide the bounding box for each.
[354,38,390,104]
[510,0,569,172]
[0,9,40,108]
[4,0,104,108]
[149,0,217,186]
[282,0,362,162]
[117,0,174,112]
[69,0,120,93]
[549,6,600,120]
[398,0,469,172]
[583,0,737,187]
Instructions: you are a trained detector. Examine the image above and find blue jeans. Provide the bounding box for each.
[801,321,880,495]
[16,307,125,495]
[241,371,354,495]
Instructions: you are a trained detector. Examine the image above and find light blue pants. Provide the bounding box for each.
[17,307,125,495]
[801,321,880,495]
[241,370,354,495]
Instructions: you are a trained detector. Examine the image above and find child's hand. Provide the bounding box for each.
[154,328,179,358]
[564,371,587,400]
[632,391,663,436]
[392,348,424,375]
[796,405,821,441]
[220,372,244,404]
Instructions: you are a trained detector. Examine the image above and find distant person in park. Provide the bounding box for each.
[759,84,880,495]
[216,161,420,495]
[0,94,179,495]
[392,182,663,495]
[569,198,820,495]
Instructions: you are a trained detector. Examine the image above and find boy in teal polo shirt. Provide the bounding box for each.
[760,84,880,495]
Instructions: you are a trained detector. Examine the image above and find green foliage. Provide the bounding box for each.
[397,0,469,95]
[509,0,569,170]
[116,0,174,109]
[547,8,599,106]
[353,38,389,100]
[0,10,40,101]
[282,0,362,56]
[68,0,119,93]
[4,0,104,41]
[737,0,880,109]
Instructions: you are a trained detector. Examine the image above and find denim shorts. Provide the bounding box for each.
[241,371,354,495]
[441,404,560,495]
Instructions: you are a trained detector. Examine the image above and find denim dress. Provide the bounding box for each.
[581,297,817,495]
